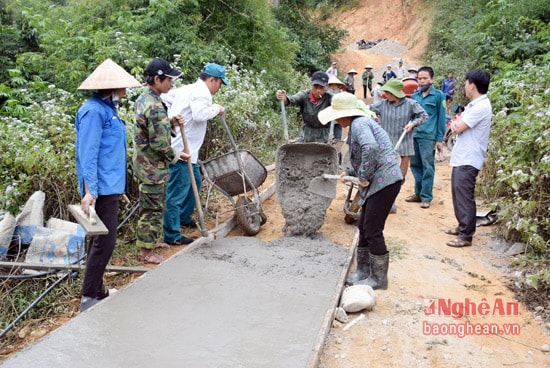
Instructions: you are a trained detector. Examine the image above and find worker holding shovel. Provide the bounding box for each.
[318,92,403,290]
[369,78,428,213]
[161,63,229,245]
[276,71,332,143]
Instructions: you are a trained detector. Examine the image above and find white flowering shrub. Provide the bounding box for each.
[0,83,80,218]
[480,62,550,253]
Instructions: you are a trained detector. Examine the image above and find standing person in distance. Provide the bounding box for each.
[382,64,397,83]
[133,58,190,264]
[442,71,457,114]
[161,63,229,246]
[326,61,338,78]
[445,69,492,248]
[396,59,406,79]
[361,65,375,99]
[318,92,403,290]
[407,66,418,80]
[344,69,358,96]
[372,81,384,104]
[408,66,447,209]
[75,59,141,311]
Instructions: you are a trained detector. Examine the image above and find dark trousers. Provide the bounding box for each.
[451,165,479,241]
[363,85,368,98]
[82,194,119,298]
[357,181,402,255]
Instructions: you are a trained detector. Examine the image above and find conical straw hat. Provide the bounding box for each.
[78,59,141,90]
[328,76,345,86]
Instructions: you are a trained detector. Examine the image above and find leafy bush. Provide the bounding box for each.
[481,62,550,252]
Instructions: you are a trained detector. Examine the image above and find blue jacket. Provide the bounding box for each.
[411,87,446,142]
[75,93,127,198]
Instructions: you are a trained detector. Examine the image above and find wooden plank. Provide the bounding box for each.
[0,261,149,274]
[68,204,108,235]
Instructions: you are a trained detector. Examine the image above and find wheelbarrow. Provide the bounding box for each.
[275,100,339,237]
[200,118,267,235]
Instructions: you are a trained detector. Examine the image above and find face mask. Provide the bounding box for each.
[420,83,432,92]
[111,90,120,102]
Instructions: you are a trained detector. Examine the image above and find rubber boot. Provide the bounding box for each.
[345,248,370,285]
[356,252,389,290]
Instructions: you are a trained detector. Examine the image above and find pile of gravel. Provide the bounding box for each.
[348,39,409,57]
[363,40,409,56]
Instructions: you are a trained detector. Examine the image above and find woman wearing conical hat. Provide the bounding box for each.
[75,59,141,312]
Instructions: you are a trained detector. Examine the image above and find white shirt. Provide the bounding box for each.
[326,66,337,77]
[450,95,492,170]
[162,79,221,164]
[372,85,383,104]
[396,65,405,79]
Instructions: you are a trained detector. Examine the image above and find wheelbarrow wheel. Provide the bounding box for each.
[259,210,268,225]
[236,196,261,236]
[344,190,362,224]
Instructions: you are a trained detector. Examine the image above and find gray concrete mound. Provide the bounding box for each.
[276,143,338,237]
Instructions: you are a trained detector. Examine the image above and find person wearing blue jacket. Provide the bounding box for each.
[75,59,141,311]
[409,66,447,209]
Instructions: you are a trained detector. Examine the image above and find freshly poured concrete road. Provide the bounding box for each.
[1,235,349,368]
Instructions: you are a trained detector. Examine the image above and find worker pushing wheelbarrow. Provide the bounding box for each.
[200,117,267,236]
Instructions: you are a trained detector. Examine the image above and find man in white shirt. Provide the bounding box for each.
[445,69,492,248]
[396,59,405,79]
[326,61,338,78]
[161,63,228,245]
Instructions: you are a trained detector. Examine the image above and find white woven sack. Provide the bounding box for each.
[340,284,376,313]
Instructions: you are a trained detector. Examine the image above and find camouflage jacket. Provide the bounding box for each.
[133,88,177,185]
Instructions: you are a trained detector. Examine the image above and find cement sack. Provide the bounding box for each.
[24,220,86,271]
[340,285,376,313]
[0,213,16,260]
[14,191,45,244]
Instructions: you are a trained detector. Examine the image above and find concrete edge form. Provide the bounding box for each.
[306,229,358,367]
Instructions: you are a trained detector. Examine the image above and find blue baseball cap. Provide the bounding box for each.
[203,63,230,86]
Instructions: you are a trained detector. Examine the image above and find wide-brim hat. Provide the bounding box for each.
[318,92,371,125]
[364,64,373,69]
[380,78,405,98]
[407,66,418,72]
[327,76,345,86]
[78,59,141,90]
[347,69,358,74]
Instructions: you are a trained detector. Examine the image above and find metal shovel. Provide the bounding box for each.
[308,174,360,199]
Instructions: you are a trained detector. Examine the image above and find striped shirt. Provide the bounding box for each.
[369,98,428,156]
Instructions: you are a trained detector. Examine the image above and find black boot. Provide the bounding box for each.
[346,248,370,285]
[356,252,389,290]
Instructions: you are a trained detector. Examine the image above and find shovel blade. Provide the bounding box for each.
[308,176,337,199]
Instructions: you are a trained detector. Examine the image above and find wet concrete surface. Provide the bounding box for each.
[276,143,338,237]
[1,235,348,368]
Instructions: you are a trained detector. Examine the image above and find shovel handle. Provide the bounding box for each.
[322,174,359,185]
[179,122,209,237]
[280,100,289,143]
[394,128,408,152]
